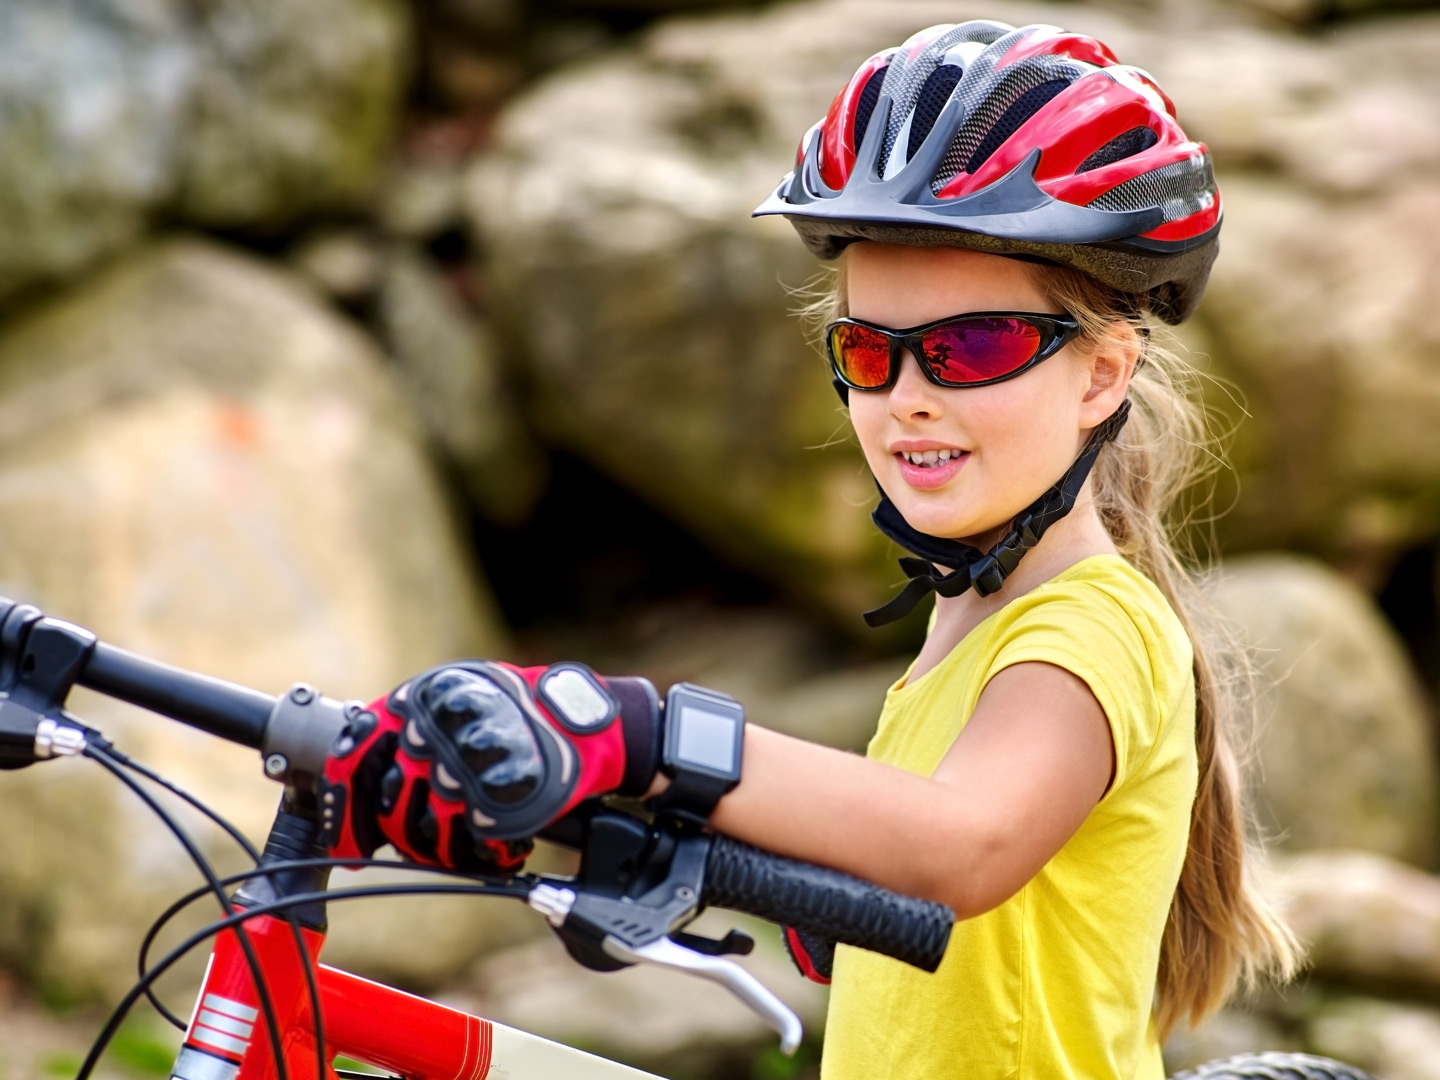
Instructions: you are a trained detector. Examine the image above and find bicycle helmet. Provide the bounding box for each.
[753,20,1219,323]
[756,21,1219,624]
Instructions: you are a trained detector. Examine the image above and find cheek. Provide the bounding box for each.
[846,394,891,469]
[974,373,1085,475]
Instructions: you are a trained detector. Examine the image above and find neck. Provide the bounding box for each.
[933,482,1117,624]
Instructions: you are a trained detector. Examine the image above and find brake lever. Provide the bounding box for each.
[526,809,805,1054]
[603,935,802,1056]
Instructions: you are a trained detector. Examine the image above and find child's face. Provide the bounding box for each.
[845,243,1097,546]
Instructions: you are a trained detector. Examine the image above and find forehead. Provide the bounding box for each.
[844,243,1057,327]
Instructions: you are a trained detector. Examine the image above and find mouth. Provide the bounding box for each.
[894,447,970,489]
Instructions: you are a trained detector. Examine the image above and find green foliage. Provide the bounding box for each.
[41,1052,82,1079]
[110,1022,175,1077]
[750,1037,820,1080]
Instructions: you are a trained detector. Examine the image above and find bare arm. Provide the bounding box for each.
[701,661,1115,918]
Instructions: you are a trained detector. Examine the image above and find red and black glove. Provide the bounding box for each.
[782,926,835,985]
[319,661,662,874]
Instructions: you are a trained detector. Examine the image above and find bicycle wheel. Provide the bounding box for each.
[1168,1052,1376,1079]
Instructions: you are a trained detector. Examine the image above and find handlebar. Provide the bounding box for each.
[82,642,274,747]
[0,595,955,1052]
[0,598,275,749]
[705,835,951,973]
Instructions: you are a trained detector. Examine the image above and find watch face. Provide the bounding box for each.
[665,684,744,783]
[675,704,740,774]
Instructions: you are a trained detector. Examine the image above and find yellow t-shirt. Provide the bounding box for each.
[822,554,1197,1080]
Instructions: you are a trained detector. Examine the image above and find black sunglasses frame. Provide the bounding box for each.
[825,311,1083,392]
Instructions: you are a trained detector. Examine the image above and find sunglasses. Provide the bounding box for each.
[825,311,1082,391]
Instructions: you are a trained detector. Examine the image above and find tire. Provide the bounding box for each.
[1168,1052,1377,1080]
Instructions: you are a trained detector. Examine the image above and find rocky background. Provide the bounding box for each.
[0,0,1438,1077]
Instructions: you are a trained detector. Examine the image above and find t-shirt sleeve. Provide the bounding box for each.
[981,585,1162,794]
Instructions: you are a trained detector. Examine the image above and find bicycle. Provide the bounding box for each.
[0,596,1376,1080]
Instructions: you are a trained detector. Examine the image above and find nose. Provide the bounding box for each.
[887,347,945,421]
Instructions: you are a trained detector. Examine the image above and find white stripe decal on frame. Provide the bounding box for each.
[203,994,260,1023]
[192,1026,249,1056]
[196,1010,254,1039]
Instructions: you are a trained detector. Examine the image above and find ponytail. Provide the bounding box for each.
[1035,265,1300,1037]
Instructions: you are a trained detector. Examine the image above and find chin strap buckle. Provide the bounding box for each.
[863,400,1132,624]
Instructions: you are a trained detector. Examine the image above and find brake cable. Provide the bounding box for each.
[77,880,531,1080]
[83,743,296,1080]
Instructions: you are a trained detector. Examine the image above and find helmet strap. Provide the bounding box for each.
[862,399,1132,627]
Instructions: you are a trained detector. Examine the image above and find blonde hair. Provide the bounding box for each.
[807,252,1299,1038]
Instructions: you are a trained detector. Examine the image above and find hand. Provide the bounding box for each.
[319,660,663,873]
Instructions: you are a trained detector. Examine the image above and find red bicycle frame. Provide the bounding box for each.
[172,912,658,1080]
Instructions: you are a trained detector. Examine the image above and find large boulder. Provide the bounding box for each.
[0,238,517,999]
[0,0,410,303]
[377,245,545,524]
[1208,555,1438,865]
[0,0,191,303]
[1308,997,1440,1080]
[173,0,412,230]
[466,0,1440,617]
[1276,851,1440,996]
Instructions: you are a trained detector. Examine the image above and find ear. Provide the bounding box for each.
[1077,325,1141,429]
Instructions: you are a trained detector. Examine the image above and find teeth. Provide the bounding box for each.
[903,449,961,467]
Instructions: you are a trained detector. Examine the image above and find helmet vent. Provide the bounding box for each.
[906,65,964,162]
[1077,126,1159,173]
[1089,155,1215,221]
[931,55,1085,191]
[876,23,1007,177]
[963,78,1069,175]
[852,66,887,156]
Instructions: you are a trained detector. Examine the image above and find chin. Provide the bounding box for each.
[889,496,1000,545]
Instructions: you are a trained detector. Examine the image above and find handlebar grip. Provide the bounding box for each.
[703,835,954,973]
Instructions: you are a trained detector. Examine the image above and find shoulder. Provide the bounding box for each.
[983,556,1195,786]
[988,555,1190,670]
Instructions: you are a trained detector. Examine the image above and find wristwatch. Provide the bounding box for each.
[651,683,745,826]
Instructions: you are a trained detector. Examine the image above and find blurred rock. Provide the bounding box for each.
[378,246,545,523]
[0,0,411,302]
[427,43,526,112]
[1308,997,1440,1080]
[1163,1008,1299,1074]
[453,909,826,1070]
[1275,851,1440,996]
[320,864,544,990]
[0,0,192,303]
[416,0,522,39]
[468,0,1440,614]
[548,0,778,12]
[0,237,509,998]
[753,659,905,751]
[1191,174,1440,578]
[1224,0,1439,27]
[1208,555,1438,865]
[380,159,468,241]
[174,0,412,229]
[534,606,901,749]
[290,229,386,302]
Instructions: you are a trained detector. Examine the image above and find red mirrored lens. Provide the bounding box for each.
[830,324,892,388]
[921,318,1041,384]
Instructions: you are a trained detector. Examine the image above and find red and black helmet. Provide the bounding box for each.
[754,21,1219,323]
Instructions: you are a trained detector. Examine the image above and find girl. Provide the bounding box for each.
[711,18,1299,1079]
[327,18,1297,1080]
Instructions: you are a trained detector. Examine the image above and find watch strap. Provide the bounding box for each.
[651,768,735,827]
